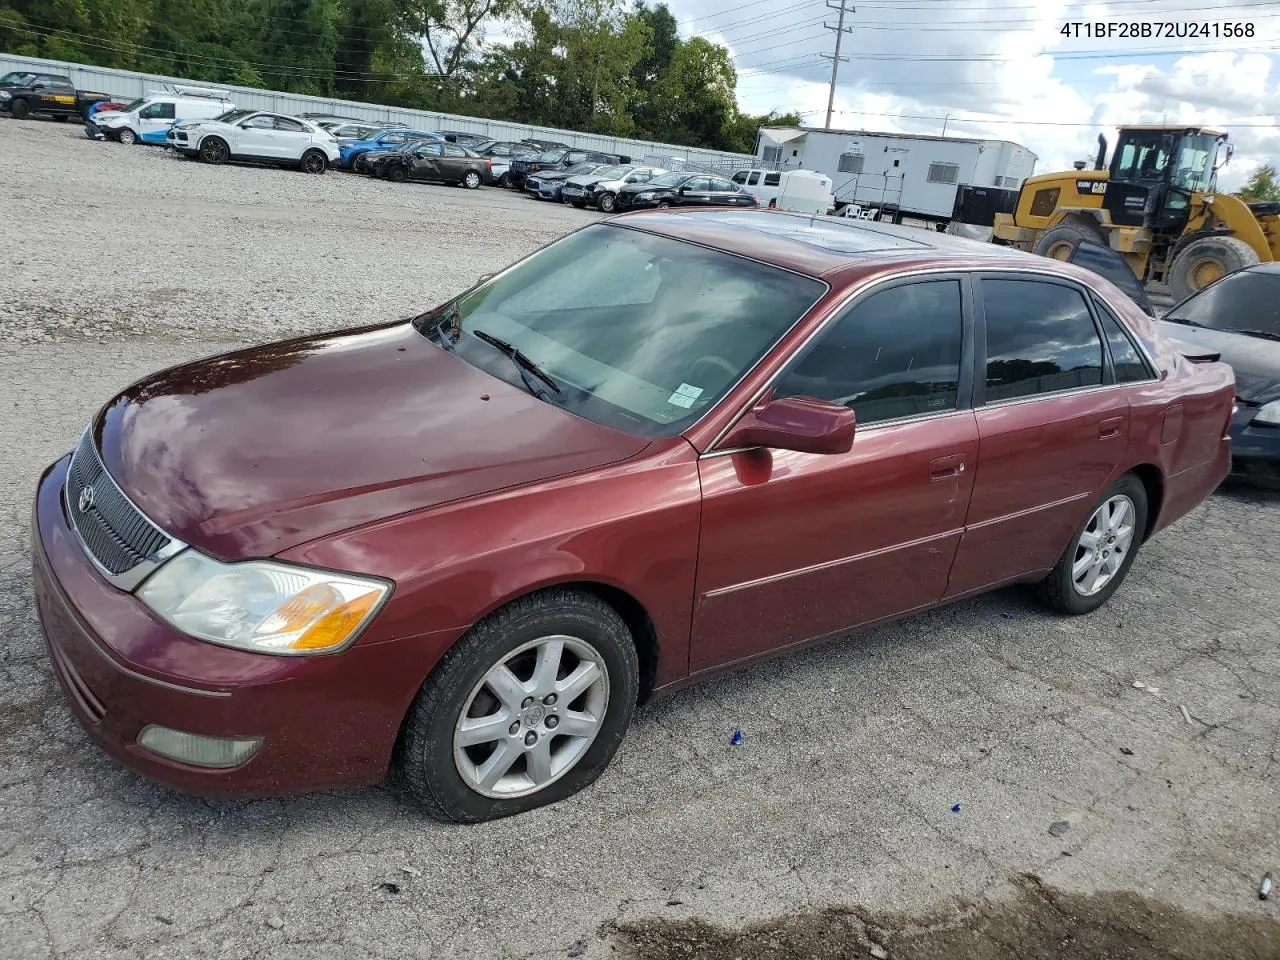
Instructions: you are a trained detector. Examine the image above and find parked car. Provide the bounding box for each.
[507,148,628,190]
[381,140,491,188]
[166,110,339,173]
[0,71,111,121]
[1155,263,1280,488]
[475,140,548,187]
[526,163,609,201]
[354,139,422,177]
[614,172,759,211]
[563,165,666,212]
[439,130,491,148]
[32,211,1232,822]
[88,88,235,145]
[337,128,439,170]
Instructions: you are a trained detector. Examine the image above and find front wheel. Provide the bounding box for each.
[11,99,30,120]
[598,192,617,213]
[497,171,512,188]
[397,589,639,823]
[1036,474,1148,615]
[387,165,408,183]
[656,200,672,209]
[1168,236,1260,301]
[300,149,328,174]
[463,170,482,190]
[117,127,138,146]
[199,136,229,164]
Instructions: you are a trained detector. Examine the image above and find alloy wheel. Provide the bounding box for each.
[118,128,137,146]
[1071,495,1135,597]
[453,635,609,799]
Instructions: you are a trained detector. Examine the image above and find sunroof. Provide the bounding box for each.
[692,211,934,254]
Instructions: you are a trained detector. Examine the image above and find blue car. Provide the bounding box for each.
[337,129,440,170]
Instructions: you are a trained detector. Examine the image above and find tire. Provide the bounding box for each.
[598,192,617,213]
[1032,220,1105,261]
[1035,473,1148,615]
[656,200,672,209]
[117,127,138,146]
[1168,236,1260,301]
[54,114,69,122]
[199,136,229,165]
[387,165,408,183]
[463,170,482,190]
[497,171,512,188]
[11,99,30,120]
[571,200,586,209]
[397,588,639,823]
[300,149,327,174]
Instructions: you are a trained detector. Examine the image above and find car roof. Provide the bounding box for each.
[613,209,1059,282]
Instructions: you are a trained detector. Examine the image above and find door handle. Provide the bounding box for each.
[929,454,966,481]
[1098,417,1125,440]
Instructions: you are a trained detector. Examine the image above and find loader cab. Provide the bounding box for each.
[1104,127,1224,231]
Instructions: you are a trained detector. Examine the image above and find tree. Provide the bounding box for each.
[1238,164,1280,203]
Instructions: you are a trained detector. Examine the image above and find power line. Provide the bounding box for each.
[792,106,1280,128]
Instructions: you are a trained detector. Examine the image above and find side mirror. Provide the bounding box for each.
[722,395,855,455]
[678,186,688,195]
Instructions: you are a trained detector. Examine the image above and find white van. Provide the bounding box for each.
[731,168,835,215]
[88,86,235,146]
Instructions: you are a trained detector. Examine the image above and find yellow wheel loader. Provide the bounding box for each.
[993,126,1280,300]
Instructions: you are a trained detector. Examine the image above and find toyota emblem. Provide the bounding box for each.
[78,485,96,513]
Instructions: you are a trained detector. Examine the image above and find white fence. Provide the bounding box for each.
[0,52,755,169]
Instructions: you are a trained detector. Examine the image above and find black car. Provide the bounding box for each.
[381,140,491,189]
[613,172,759,211]
[355,139,422,176]
[507,148,629,190]
[0,71,111,121]
[1156,263,1280,487]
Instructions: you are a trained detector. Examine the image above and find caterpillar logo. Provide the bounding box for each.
[1075,180,1107,195]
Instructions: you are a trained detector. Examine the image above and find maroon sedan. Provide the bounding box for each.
[32,211,1234,822]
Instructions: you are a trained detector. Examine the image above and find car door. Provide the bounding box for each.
[944,273,1130,598]
[441,143,469,180]
[136,101,175,142]
[272,116,313,160]
[676,177,712,205]
[708,176,753,206]
[41,78,77,112]
[408,142,444,180]
[690,275,979,672]
[233,114,279,158]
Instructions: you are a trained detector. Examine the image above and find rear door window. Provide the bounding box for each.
[980,278,1104,401]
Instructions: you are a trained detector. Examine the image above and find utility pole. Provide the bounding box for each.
[821,1,854,130]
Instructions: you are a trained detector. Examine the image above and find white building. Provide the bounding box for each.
[755,126,1038,223]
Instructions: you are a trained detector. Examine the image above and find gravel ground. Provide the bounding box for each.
[2,118,1279,960]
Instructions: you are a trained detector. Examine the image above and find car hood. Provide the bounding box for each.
[565,174,605,187]
[91,110,125,121]
[93,322,650,560]
[1155,320,1280,404]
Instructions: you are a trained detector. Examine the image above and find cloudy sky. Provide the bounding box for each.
[662,0,1279,190]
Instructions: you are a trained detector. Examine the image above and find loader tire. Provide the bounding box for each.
[1033,221,1105,262]
[1168,236,1260,301]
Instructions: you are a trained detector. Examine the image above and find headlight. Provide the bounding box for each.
[1254,399,1280,426]
[137,552,389,656]
[0,91,11,101]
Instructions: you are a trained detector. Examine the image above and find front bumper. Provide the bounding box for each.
[1228,404,1280,484]
[31,455,439,797]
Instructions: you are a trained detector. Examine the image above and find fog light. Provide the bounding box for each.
[137,725,263,768]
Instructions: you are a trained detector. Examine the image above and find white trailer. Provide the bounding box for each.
[755,126,1037,226]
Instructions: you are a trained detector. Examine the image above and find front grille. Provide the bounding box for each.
[66,431,172,577]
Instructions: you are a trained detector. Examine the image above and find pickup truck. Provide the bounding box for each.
[0,71,111,121]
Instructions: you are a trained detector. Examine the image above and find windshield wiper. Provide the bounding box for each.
[1229,328,1280,342]
[472,329,561,397]
[1161,316,1206,327]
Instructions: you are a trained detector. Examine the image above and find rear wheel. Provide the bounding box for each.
[1168,236,1260,301]
[463,170,482,190]
[199,136,229,164]
[11,99,30,120]
[397,589,639,823]
[1036,474,1148,615]
[300,149,327,174]
[1033,220,1105,261]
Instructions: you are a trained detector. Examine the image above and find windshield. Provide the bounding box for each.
[561,162,600,176]
[1170,133,1217,194]
[538,149,569,162]
[1165,269,1280,337]
[593,165,629,180]
[120,98,147,113]
[421,224,826,436]
[646,172,688,188]
[0,72,35,85]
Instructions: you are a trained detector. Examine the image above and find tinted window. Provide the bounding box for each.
[748,172,761,185]
[709,179,737,192]
[732,172,748,183]
[775,281,964,425]
[1093,300,1154,383]
[383,133,407,143]
[443,144,467,157]
[274,117,306,131]
[684,177,711,191]
[243,115,275,129]
[416,142,442,157]
[764,172,781,186]
[982,280,1103,401]
[1165,269,1280,337]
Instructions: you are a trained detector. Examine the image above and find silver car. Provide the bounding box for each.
[560,166,666,212]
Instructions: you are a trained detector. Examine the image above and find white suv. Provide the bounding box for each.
[167,110,340,174]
